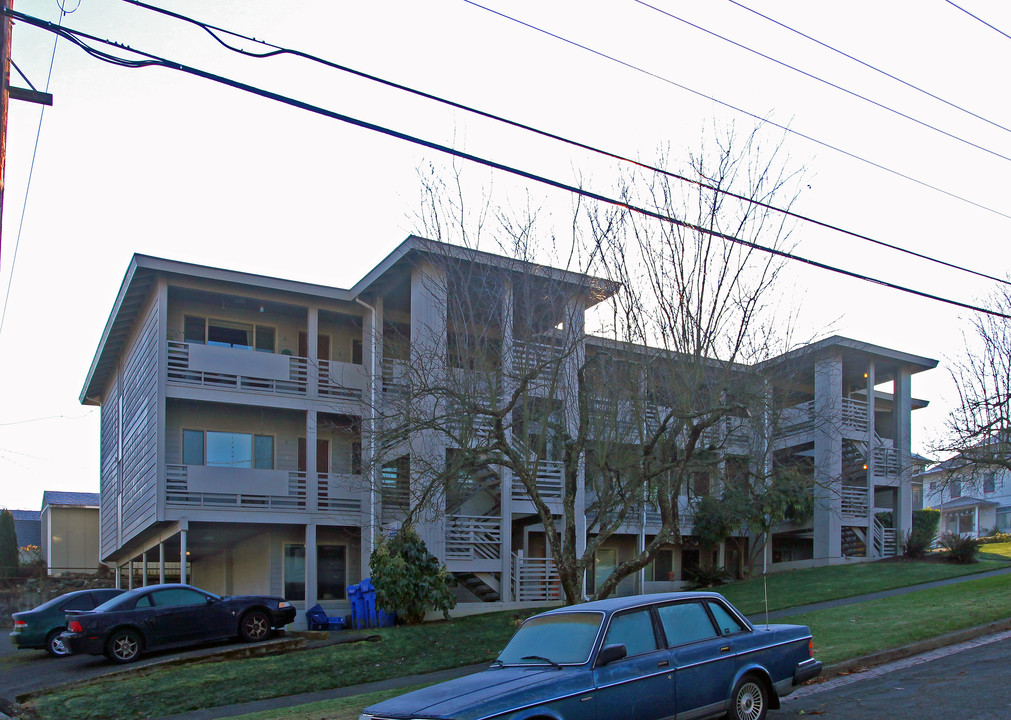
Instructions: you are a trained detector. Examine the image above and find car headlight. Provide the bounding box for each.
[278,601,292,609]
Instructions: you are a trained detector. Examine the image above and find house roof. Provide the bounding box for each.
[932,496,999,511]
[10,510,41,547]
[761,335,938,375]
[42,491,100,509]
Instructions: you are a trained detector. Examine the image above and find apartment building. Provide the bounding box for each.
[919,458,1011,537]
[81,237,936,621]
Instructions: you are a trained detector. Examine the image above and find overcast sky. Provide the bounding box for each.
[1,0,1009,511]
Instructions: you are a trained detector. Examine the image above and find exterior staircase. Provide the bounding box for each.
[841,526,867,557]
[455,572,501,602]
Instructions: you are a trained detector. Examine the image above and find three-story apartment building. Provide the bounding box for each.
[81,237,936,622]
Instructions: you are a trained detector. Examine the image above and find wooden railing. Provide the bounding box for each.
[167,342,308,395]
[165,465,306,510]
[315,473,364,513]
[873,515,897,557]
[445,515,501,561]
[317,360,364,401]
[872,447,900,479]
[511,460,564,502]
[511,552,562,602]
[841,485,870,520]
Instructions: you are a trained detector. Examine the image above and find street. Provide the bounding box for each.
[776,630,1011,720]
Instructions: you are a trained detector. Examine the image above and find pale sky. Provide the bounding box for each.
[1,0,1009,511]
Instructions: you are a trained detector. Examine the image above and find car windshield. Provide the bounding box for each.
[496,612,603,665]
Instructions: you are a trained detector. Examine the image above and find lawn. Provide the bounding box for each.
[718,557,1007,615]
[978,540,1011,561]
[26,555,1011,720]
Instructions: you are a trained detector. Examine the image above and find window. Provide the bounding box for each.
[284,544,347,601]
[929,481,939,491]
[185,431,274,469]
[283,545,306,601]
[184,315,206,344]
[352,339,363,365]
[950,481,962,499]
[997,508,1011,533]
[706,601,746,636]
[255,326,275,353]
[151,588,207,607]
[984,474,997,493]
[185,315,274,352]
[691,472,711,497]
[61,594,96,612]
[208,319,253,349]
[657,602,718,646]
[603,609,658,657]
[646,549,674,582]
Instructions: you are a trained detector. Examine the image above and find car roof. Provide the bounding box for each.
[537,591,730,616]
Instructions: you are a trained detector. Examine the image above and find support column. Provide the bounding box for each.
[307,305,320,515]
[563,294,587,596]
[158,542,165,584]
[141,552,148,587]
[180,525,188,585]
[894,367,913,543]
[866,361,877,556]
[305,522,318,612]
[813,355,843,560]
[115,564,121,589]
[127,561,133,590]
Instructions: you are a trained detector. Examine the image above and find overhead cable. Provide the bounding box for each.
[6,8,1009,320]
[944,0,1011,42]
[114,0,1011,287]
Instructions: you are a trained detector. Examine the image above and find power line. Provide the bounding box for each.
[633,0,1011,166]
[6,7,1010,321]
[945,0,1011,42]
[460,0,1011,223]
[727,0,1011,137]
[112,0,1011,287]
[0,9,63,340]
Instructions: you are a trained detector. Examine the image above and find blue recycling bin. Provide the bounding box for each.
[347,582,368,629]
[360,578,396,627]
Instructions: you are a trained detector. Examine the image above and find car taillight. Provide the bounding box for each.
[13,619,26,627]
[68,620,84,633]
[809,638,815,657]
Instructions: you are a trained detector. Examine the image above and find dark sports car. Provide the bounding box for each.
[60,583,296,663]
[359,591,822,720]
[10,588,125,657]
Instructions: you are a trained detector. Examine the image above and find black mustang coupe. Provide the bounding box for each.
[60,583,296,663]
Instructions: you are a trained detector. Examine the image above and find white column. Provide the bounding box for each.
[894,367,913,542]
[180,527,188,585]
[866,361,877,556]
[141,552,148,587]
[305,522,318,610]
[127,560,133,590]
[813,355,843,560]
[158,542,165,584]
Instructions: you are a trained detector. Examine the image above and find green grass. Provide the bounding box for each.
[717,558,1007,615]
[792,572,1011,665]
[28,608,543,720]
[230,684,432,720]
[978,541,1011,561]
[26,557,1011,720]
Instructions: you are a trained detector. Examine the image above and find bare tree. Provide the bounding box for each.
[369,126,805,604]
[938,285,1011,475]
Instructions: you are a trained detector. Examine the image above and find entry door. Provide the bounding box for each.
[298,332,331,360]
[297,438,330,474]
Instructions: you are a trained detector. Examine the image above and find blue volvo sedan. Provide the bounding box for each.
[359,592,821,720]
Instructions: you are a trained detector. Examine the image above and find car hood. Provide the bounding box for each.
[363,665,591,720]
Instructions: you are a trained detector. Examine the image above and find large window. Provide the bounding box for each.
[997,507,1011,533]
[645,549,674,582]
[283,543,347,601]
[183,430,274,469]
[184,315,275,352]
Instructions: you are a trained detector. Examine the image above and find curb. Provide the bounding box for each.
[817,616,1011,679]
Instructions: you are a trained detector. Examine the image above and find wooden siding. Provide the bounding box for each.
[99,375,120,560]
[119,299,161,544]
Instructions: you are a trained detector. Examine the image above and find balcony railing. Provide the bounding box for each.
[317,360,364,401]
[777,397,870,438]
[511,460,564,502]
[872,447,901,479]
[841,485,870,520]
[315,473,365,513]
[446,515,501,561]
[166,465,306,510]
[167,342,307,396]
[511,552,561,602]
[513,339,565,374]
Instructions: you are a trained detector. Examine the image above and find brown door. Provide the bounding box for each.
[298,332,331,360]
[297,438,330,473]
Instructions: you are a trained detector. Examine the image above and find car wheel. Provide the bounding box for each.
[106,629,142,664]
[729,675,768,720]
[45,629,69,658]
[239,610,271,642]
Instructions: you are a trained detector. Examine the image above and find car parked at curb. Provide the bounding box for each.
[10,588,125,657]
[359,591,821,720]
[59,583,296,663]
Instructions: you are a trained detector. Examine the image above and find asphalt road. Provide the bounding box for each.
[774,630,1011,720]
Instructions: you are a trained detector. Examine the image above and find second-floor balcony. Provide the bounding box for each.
[168,342,366,401]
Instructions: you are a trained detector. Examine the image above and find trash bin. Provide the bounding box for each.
[306,604,329,631]
[347,582,367,629]
[360,578,395,627]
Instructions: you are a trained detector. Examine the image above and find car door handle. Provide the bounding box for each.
[721,646,731,653]
[657,659,670,668]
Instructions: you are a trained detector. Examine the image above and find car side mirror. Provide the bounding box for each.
[596,643,627,666]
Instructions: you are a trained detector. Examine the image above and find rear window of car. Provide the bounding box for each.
[62,594,97,611]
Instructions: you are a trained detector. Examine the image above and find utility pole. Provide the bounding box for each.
[0,0,54,259]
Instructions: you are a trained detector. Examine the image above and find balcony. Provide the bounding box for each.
[166,465,306,510]
[168,342,307,396]
[776,397,869,440]
[841,485,870,521]
[511,460,564,502]
[445,515,501,561]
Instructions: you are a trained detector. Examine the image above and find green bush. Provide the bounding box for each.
[903,509,941,558]
[683,565,733,589]
[939,532,982,564]
[978,532,1011,545]
[370,524,457,624]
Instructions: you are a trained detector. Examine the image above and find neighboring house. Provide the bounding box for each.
[41,491,101,574]
[919,458,1010,538]
[11,509,42,562]
[80,239,936,623]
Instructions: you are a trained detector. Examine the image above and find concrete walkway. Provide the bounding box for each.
[118,565,1011,720]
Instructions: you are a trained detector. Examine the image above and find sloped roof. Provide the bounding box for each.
[42,491,100,509]
[932,496,999,511]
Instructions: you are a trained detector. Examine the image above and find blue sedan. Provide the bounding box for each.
[359,592,821,720]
